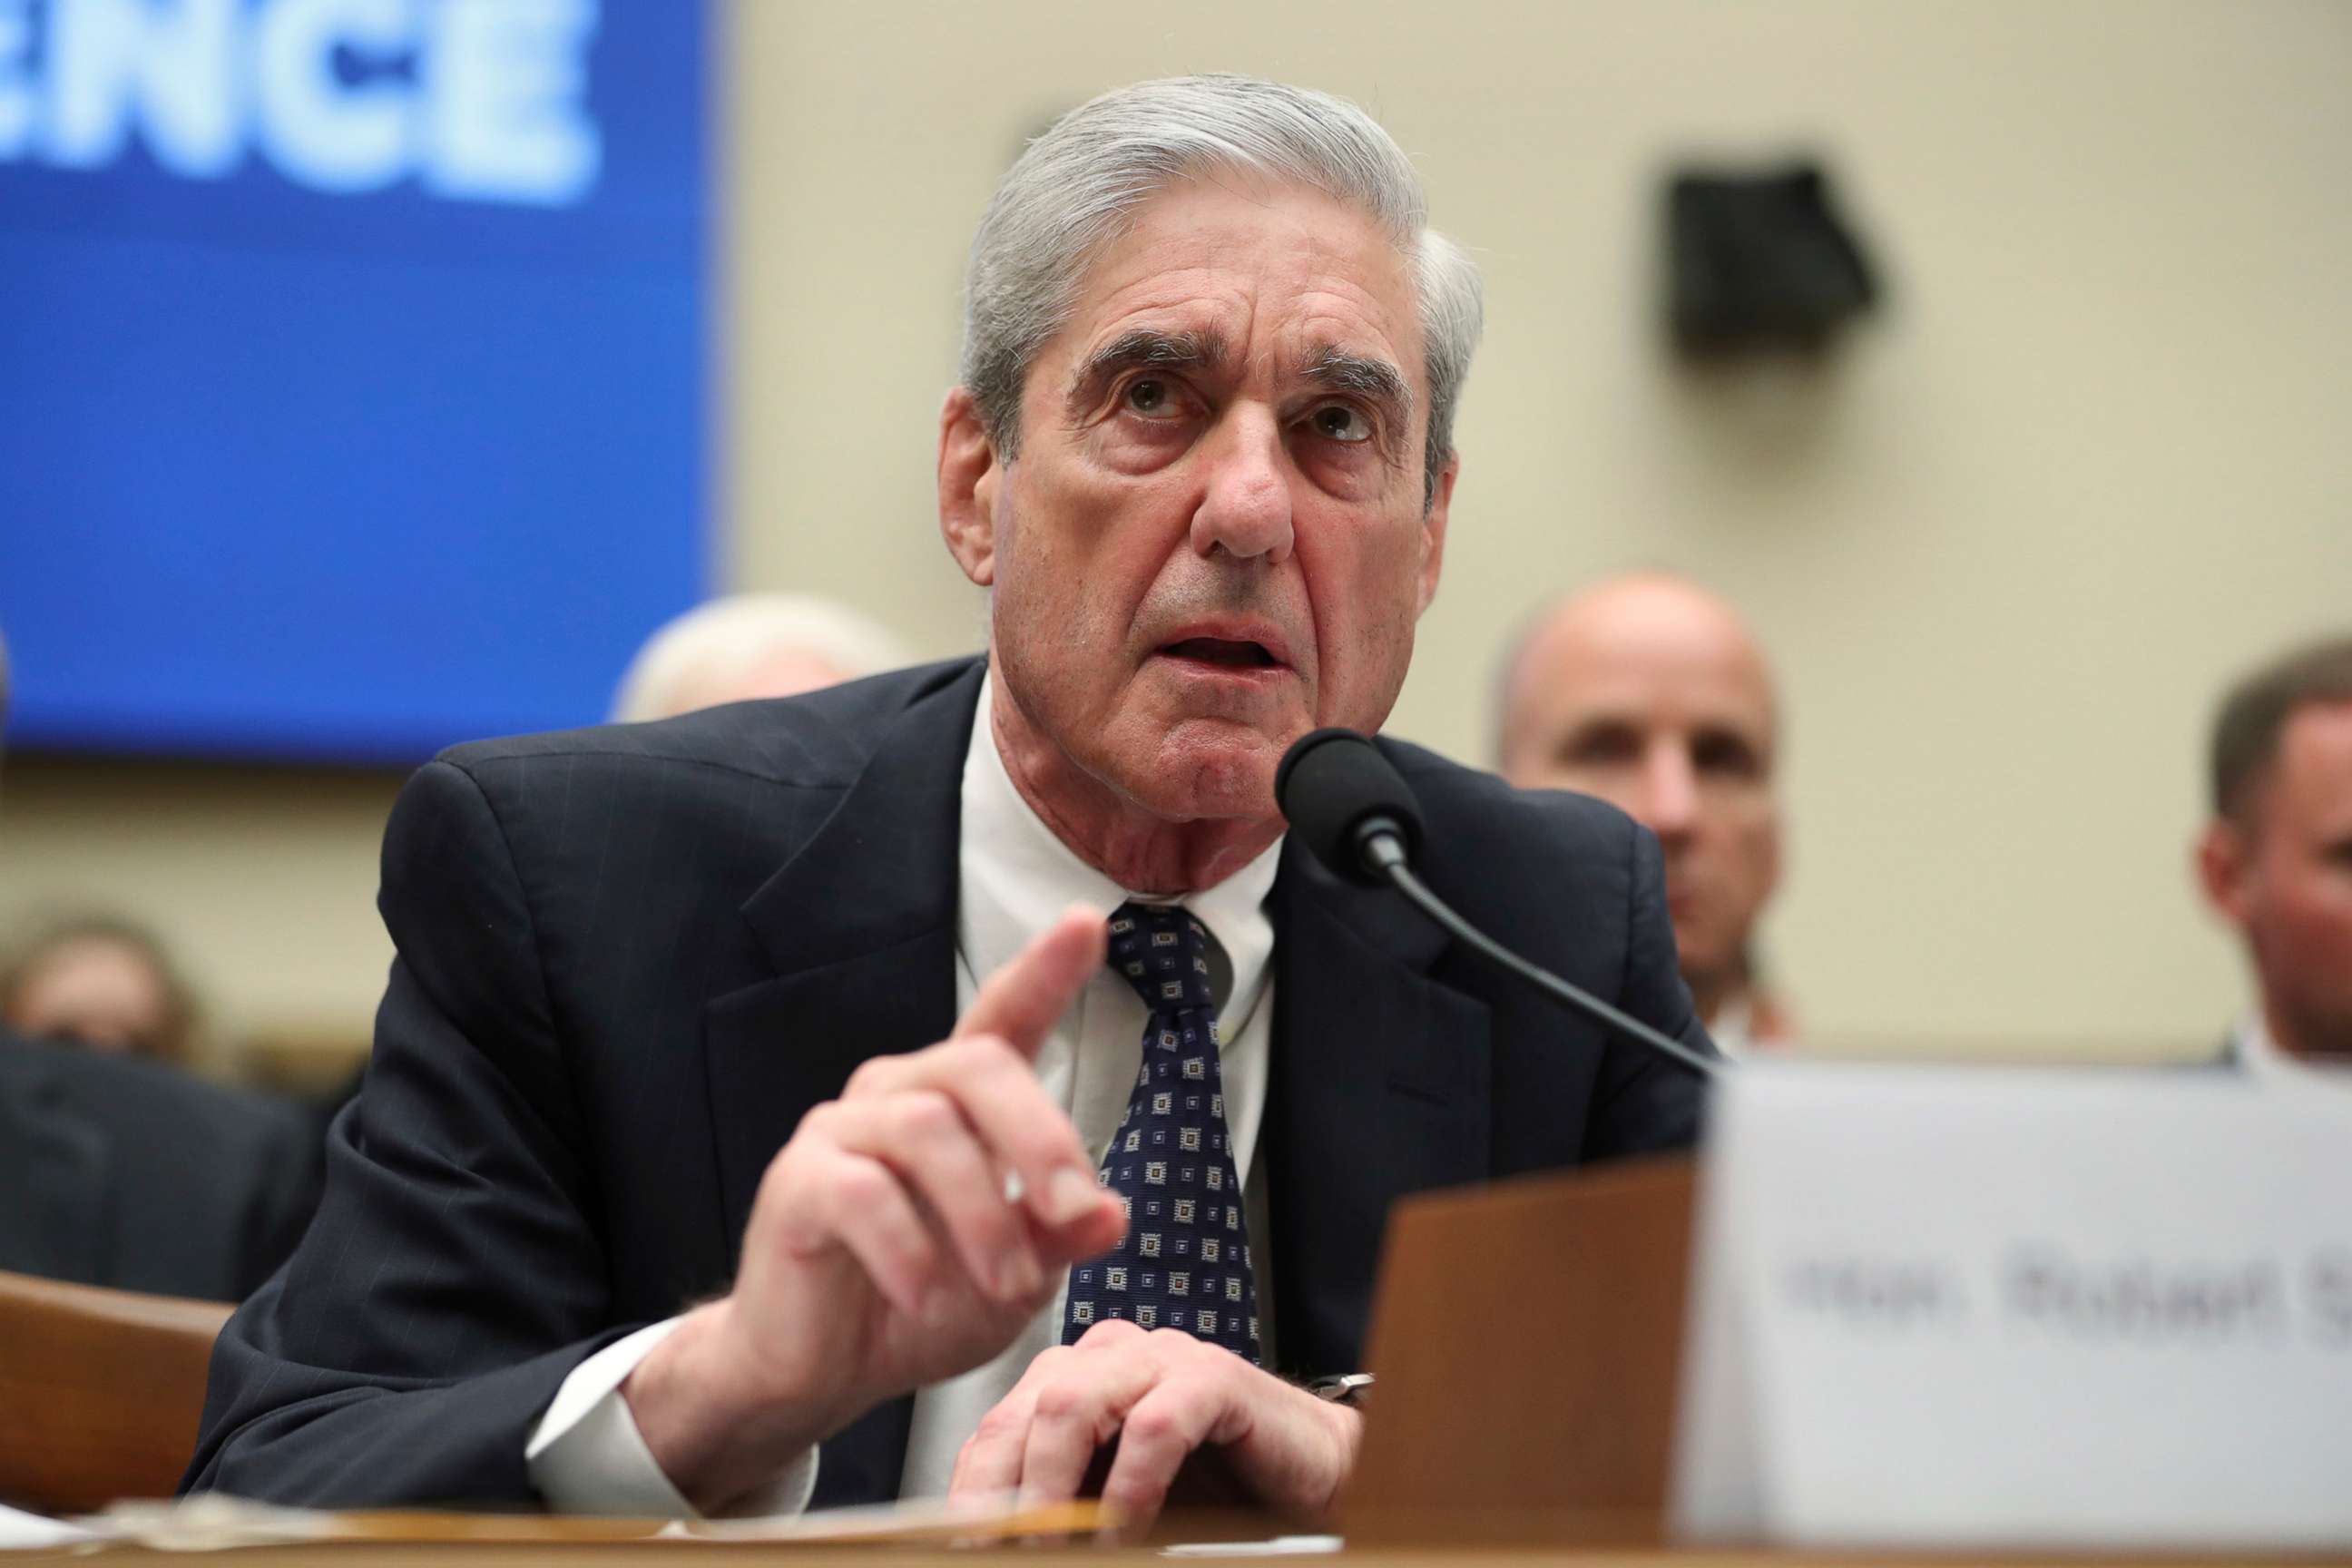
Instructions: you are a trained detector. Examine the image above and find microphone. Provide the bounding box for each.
[1275,728,1723,1080]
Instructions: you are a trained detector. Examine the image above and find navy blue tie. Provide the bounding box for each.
[1061,903,1259,1364]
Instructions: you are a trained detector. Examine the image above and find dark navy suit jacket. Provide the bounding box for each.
[185,658,1710,1508]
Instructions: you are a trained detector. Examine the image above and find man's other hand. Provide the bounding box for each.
[947,1321,1362,1538]
[622,905,1127,1514]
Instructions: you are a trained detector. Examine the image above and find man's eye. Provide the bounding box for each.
[1308,403,1372,444]
[1563,727,1641,766]
[1691,732,1761,781]
[1124,378,1181,418]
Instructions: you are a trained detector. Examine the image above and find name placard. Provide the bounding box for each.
[1671,1064,2352,1549]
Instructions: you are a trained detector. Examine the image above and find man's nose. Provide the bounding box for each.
[1636,745,1700,840]
[1189,405,1295,564]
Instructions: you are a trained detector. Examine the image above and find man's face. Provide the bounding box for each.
[5,935,173,1058]
[948,179,1449,822]
[1502,590,1780,984]
[2201,702,2352,1060]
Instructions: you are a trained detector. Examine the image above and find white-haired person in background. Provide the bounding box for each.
[611,594,915,722]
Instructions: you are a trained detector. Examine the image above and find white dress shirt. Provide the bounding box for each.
[2229,1011,2352,1093]
[1702,996,1753,1062]
[527,675,1284,1514]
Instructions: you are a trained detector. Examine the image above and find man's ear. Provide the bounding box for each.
[938,387,1003,587]
[2197,817,2255,929]
[1415,452,1458,616]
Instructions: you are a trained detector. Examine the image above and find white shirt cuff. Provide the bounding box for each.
[526,1317,819,1517]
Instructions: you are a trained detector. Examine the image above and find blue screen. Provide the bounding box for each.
[0,0,709,763]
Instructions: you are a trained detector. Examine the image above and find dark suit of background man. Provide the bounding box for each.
[0,1032,319,1301]
[0,627,320,1302]
[188,74,1712,1529]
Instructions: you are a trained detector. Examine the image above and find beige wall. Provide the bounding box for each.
[4,0,2345,1065]
[0,758,401,1072]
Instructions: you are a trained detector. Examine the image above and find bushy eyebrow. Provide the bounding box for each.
[1064,328,1230,423]
[1301,345,1414,419]
[1061,331,1416,462]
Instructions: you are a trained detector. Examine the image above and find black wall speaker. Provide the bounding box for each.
[1665,161,1880,358]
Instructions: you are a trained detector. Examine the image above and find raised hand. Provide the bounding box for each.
[622,905,1127,1513]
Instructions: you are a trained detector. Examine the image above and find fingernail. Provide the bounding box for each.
[1045,1166,1100,1224]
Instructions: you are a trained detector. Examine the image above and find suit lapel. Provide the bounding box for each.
[1263,836,1491,1377]
[701,660,984,1506]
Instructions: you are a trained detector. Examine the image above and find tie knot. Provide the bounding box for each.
[1106,903,1216,1014]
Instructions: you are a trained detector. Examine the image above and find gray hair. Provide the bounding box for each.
[961,74,1484,509]
[611,593,914,723]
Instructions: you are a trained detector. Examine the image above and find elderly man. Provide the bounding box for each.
[1497,574,1791,1053]
[2197,636,2352,1078]
[187,76,1709,1527]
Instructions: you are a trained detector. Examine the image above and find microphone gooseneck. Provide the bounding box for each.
[1275,729,1723,1081]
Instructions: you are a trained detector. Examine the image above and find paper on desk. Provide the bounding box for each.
[668,1493,1102,1543]
[0,1504,104,1552]
[85,1491,1102,1550]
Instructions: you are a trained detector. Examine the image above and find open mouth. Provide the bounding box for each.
[1161,637,1280,670]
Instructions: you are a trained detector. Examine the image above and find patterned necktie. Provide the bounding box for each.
[1061,902,1260,1364]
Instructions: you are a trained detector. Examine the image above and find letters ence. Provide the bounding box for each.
[0,0,601,205]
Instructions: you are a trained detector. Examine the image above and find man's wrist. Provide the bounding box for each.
[620,1300,852,1516]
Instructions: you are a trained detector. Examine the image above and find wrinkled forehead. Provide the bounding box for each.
[1050,177,1426,394]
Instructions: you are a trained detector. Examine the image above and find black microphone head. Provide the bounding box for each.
[1275,728,1425,886]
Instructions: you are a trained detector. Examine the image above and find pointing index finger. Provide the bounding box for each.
[955,904,1106,1063]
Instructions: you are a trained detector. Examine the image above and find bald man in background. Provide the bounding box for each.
[1497,574,1792,1054]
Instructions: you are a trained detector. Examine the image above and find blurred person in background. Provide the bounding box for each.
[2197,635,2352,1082]
[2,911,200,1063]
[1497,573,1793,1054]
[0,626,322,1299]
[610,593,915,722]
